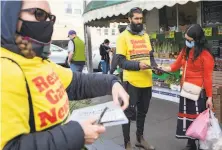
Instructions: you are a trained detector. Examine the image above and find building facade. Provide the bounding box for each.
[49,0,85,41]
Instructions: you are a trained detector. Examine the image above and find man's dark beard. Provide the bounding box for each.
[130,22,143,33]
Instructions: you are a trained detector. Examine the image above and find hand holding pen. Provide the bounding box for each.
[79,107,108,145]
[139,62,173,75]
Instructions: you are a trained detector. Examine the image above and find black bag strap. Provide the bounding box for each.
[1,57,36,133]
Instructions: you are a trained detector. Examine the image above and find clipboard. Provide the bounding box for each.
[68,101,129,127]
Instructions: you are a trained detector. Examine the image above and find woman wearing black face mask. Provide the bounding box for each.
[1,1,130,150]
[162,24,214,150]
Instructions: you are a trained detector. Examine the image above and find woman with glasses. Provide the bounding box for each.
[162,24,214,150]
[1,1,129,150]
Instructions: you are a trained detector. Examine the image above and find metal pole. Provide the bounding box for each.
[176,4,179,32]
[83,0,93,73]
[86,26,93,73]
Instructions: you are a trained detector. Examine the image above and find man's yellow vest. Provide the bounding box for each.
[116,30,153,88]
[72,37,86,62]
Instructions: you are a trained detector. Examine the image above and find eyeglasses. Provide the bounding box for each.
[21,8,56,23]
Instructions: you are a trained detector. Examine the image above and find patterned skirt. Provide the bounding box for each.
[176,90,207,139]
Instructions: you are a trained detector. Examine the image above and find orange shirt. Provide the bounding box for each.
[170,48,214,97]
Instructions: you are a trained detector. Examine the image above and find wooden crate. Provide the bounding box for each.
[213,85,222,95]
[213,79,222,85]
[213,71,222,77]
[212,71,222,85]
[213,95,222,107]
[153,52,159,58]
[159,53,170,59]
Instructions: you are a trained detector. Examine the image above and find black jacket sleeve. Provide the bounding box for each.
[110,52,118,74]
[99,45,103,56]
[116,54,140,71]
[150,50,158,67]
[99,44,106,56]
[66,72,119,100]
[3,121,84,150]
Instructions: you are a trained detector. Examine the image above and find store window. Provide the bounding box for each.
[97,29,101,36]
[104,29,108,35]
[202,1,222,26]
[159,1,197,33]
[201,1,222,60]
[111,29,116,35]
[64,2,72,14]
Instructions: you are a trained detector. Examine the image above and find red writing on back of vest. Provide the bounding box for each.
[38,98,69,128]
[32,72,69,129]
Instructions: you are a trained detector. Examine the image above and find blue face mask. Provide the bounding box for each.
[185,40,195,48]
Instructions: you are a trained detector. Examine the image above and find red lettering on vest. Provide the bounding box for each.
[46,89,59,104]
[32,76,49,92]
[58,99,69,119]
[46,75,55,85]
[38,108,57,127]
[46,72,59,85]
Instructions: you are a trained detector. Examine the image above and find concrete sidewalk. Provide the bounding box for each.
[92,96,187,150]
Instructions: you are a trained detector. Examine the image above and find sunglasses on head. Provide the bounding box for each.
[20,8,56,23]
[130,7,142,12]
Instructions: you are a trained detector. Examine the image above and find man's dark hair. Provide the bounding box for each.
[104,39,110,44]
[128,7,143,18]
[119,26,126,33]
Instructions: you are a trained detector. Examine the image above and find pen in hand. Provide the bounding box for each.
[96,107,108,125]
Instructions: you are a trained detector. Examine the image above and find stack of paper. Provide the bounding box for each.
[68,101,128,127]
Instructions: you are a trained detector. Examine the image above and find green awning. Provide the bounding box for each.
[84,0,128,14]
[83,0,201,26]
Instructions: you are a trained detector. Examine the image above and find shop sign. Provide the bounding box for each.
[203,27,212,36]
[150,32,157,39]
[165,31,175,39]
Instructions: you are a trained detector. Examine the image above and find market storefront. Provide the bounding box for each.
[83,0,222,105]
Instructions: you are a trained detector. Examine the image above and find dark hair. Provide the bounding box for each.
[184,24,213,61]
[104,39,110,44]
[128,7,143,18]
[119,26,126,33]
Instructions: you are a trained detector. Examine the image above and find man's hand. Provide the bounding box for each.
[80,118,106,144]
[139,62,150,70]
[68,51,73,66]
[112,82,129,110]
[153,69,163,75]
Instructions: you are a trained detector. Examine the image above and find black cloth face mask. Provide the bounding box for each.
[17,18,54,58]
[130,22,143,33]
[18,18,53,43]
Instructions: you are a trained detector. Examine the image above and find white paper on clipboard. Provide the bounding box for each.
[68,101,128,127]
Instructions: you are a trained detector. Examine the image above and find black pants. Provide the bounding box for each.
[122,82,152,143]
[119,71,123,82]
